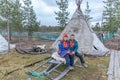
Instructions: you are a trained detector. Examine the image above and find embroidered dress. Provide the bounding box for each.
[58,40,70,57]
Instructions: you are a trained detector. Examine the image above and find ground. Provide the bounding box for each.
[0,40,110,80]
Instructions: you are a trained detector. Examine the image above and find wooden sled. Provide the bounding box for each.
[15,45,48,55]
[26,52,78,80]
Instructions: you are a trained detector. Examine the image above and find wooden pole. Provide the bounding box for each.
[6,0,10,52]
[7,19,10,52]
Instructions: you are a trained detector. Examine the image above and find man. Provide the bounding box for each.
[69,34,88,68]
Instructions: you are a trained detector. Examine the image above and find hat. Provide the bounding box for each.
[63,33,68,37]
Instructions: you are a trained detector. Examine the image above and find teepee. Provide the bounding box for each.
[0,35,15,53]
[0,16,15,53]
[51,0,109,56]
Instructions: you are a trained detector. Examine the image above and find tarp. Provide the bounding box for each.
[51,2,109,56]
[0,35,15,53]
[103,31,118,41]
[2,32,59,41]
[51,9,93,54]
[91,33,109,56]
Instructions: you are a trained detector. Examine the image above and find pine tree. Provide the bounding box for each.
[55,0,69,27]
[11,0,23,32]
[23,0,39,38]
[114,0,120,29]
[0,0,14,41]
[92,23,100,31]
[0,0,11,29]
[84,2,92,22]
[102,0,120,33]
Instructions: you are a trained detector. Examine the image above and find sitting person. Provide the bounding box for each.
[69,34,88,68]
[58,33,74,70]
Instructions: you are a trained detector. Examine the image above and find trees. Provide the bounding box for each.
[23,0,39,38]
[102,0,120,33]
[92,23,101,31]
[55,0,69,27]
[11,0,23,33]
[84,2,92,22]
[114,0,120,30]
[0,0,39,40]
[0,0,14,41]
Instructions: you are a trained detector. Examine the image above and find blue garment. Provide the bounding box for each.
[58,40,70,57]
[65,54,74,67]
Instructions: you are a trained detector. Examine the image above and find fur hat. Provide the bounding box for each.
[63,33,68,37]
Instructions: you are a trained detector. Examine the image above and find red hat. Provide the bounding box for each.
[63,33,68,37]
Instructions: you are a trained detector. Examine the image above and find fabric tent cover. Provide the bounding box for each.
[0,35,15,53]
[51,3,109,56]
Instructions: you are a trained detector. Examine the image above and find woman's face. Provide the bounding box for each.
[63,37,68,41]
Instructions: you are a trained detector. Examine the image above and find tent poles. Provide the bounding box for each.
[6,0,11,52]
[7,16,10,52]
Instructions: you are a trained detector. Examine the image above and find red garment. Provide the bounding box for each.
[70,40,74,48]
[62,40,68,47]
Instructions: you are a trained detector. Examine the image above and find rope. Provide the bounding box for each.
[28,71,47,78]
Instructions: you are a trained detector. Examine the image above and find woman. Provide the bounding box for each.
[58,33,74,70]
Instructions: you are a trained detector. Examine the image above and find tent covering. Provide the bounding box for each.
[0,35,15,53]
[51,0,109,56]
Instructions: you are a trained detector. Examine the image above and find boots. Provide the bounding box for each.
[82,63,88,68]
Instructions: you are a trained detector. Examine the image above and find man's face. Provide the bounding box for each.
[70,35,75,40]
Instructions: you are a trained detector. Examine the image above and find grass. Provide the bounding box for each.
[0,50,109,80]
[0,40,110,80]
[62,56,109,80]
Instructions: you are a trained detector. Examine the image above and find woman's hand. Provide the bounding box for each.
[66,50,70,53]
[69,51,75,55]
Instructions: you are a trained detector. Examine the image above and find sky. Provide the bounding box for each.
[30,0,105,26]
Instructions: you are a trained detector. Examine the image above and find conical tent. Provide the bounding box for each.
[0,34,15,53]
[51,0,109,56]
[91,33,109,56]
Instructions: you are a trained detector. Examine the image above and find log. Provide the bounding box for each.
[107,50,115,80]
[54,58,78,80]
[75,65,83,68]
[114,51,120,80]
[4,57,50,76]
[4,68,21,76]
[107,50,120,80]
[24,57,50,68]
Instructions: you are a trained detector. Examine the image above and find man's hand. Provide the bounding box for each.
[66,50,70,53]
[69,51,75,55]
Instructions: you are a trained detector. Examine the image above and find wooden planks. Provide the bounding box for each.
[107,50,114,80]
[54,58,78,80]
[107,50,120,80]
